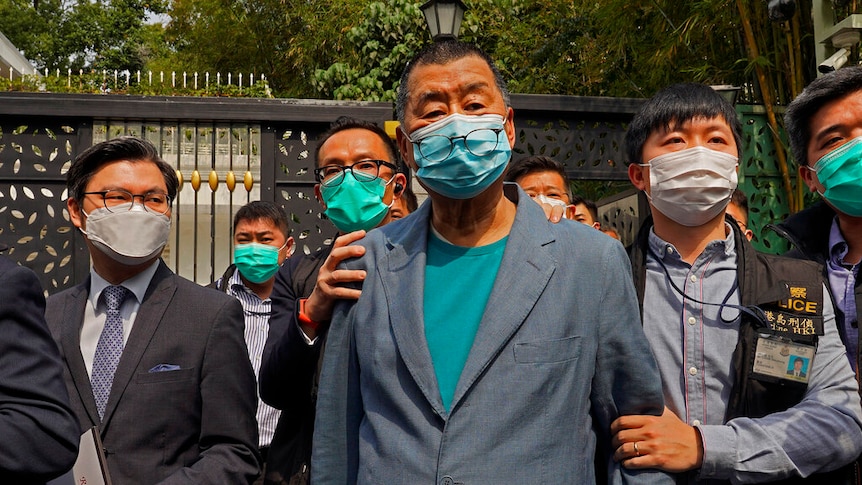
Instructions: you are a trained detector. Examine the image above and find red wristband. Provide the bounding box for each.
[298,298,321,329]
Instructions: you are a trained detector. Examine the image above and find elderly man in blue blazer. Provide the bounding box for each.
[311,41,671,485]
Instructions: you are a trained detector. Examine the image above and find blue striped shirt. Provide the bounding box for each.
[225,270,280,448]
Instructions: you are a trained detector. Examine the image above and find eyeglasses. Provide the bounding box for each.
[314,160,398,187]
[409,128,504,163]
[83,189,172,214]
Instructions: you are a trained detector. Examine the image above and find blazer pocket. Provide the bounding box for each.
[514,335,582,364]
[135,367,196,384]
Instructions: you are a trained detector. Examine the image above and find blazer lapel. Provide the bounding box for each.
[60,278,102,426]
[450,187,556,411]
[383,203,447,416]
[100,261,176,428]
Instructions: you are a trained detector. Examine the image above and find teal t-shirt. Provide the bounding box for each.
[424,232,507,412]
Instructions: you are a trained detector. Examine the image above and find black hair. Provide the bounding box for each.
[67,136,179,202]
[729,188,749,220]
[396,40,510,125]
[233,201,289,238]
[505,155,572,200]
[401,183,419,212]
[624,83,743,165]
[570,194,599,222]
[315,116,399,167]
[785,66,862,167]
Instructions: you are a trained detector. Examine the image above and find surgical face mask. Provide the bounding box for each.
[809,136,862,217]
[321,172,393,233]
[406,113,511,199]
[532,194,570,219]
[82,203,171,265]
[641,146,738,227]
[234,242,285,284]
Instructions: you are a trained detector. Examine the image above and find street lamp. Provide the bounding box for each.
[420,0,467,41]
[711,85,742,106]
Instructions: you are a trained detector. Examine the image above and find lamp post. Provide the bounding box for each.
[420,0,467,41]
[711,85,742,106]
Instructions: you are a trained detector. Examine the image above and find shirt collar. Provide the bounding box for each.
[647,222,736,263]
[828,216,854,268]
[89,259,159,308]
[228,269,269,303]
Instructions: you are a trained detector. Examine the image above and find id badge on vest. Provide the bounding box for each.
[753,335,816,384]
[751,282,823,385]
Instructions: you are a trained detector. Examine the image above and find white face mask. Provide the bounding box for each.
[81,203,171,265]
[641,146,738,227]
[532,194,570,219]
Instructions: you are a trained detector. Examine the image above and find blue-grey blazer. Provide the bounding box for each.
[312,184,672,485]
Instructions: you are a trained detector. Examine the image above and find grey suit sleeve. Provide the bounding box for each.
[0,261,80,482]
[589,242,674,485]
[311,298,362,484]
[158,297,261,485]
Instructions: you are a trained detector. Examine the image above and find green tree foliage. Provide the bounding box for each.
[1,0,820,107]
[166,0,368,98]
[0,0,168,73]
[312,0,428,101]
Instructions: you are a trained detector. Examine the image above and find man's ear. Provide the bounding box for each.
[628,163,648,191]
[393,173,407,197]
[68,198,85,230]
[504,106,516,149]
[283,236,296,258]
[397,126,418,172]
[313,184,326,210]
[385,173,408,205]
[798,164,819,192]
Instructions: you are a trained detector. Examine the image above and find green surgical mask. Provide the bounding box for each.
[234,242,282,284]
[321,173,393,233]
[811,136,862,217]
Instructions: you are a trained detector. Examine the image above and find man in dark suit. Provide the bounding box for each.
[0,250,80,484]
[258,117,407,484]
[45,137,260,484]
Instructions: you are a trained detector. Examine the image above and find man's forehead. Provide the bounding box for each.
[318,129,391,164]
[656,115,732,134]
[235,218,282,235]
[518,171,567,189]
[406,56,499,98]
[808,90,862,136]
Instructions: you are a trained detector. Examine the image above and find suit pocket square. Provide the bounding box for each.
[149,364,181,373]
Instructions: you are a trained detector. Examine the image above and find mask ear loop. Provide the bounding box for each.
[646,245,774,332]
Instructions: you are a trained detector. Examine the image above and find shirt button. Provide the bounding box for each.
[689,366,698,376]
[666,247,674,254]
[688,316,696,325]
[690,275,698,283]
[692,419,701,426]
[441,477,454,485]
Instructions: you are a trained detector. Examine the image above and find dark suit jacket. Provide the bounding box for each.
[45,260,260,484]
[257,245,330,484]
[0,256,79,484]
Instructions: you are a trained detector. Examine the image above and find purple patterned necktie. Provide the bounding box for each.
[91,285,129,420]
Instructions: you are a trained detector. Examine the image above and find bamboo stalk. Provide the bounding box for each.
[736,0,796,212]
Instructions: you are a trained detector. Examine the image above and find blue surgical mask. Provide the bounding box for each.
[406,113,511,199]
[810,136,862,217]
[234,242,284,284]
[321,173,393,233]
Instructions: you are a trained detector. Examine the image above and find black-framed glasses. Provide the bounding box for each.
[408,128,504,163]
[83,189,172,214]
[314,160,398,187]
